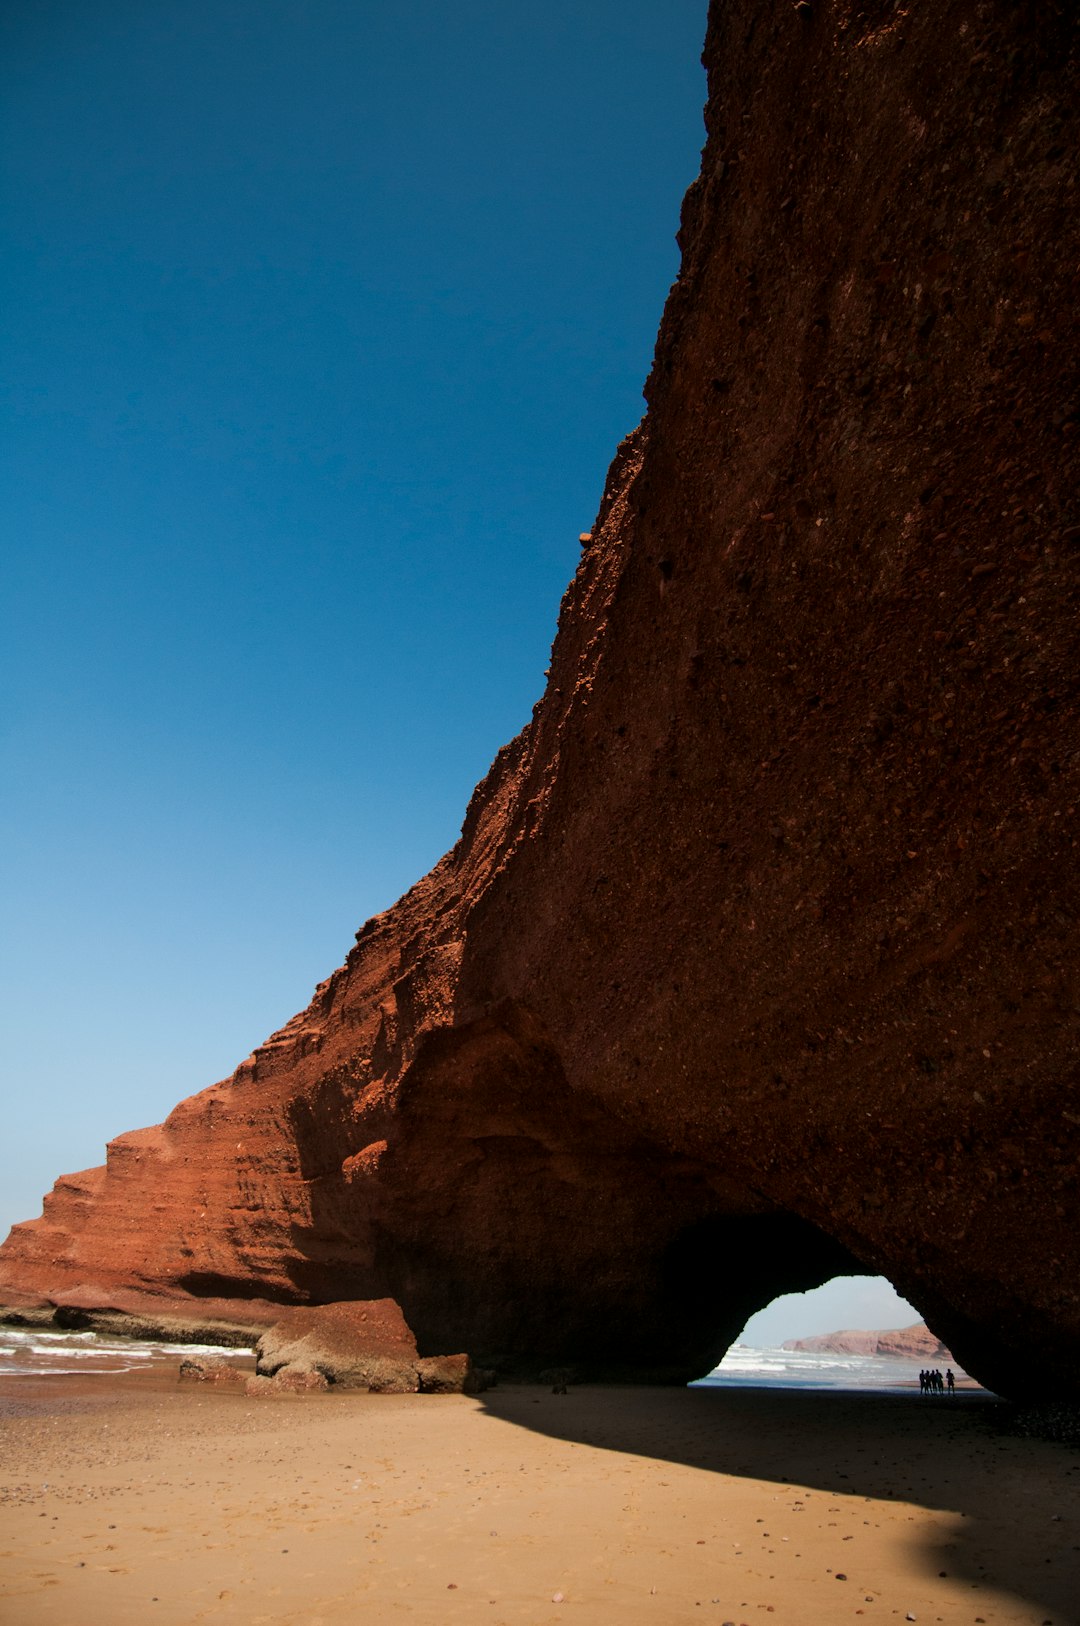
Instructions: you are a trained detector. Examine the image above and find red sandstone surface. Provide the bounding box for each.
[783,1323,954,1361]
[2,1,1079,1398]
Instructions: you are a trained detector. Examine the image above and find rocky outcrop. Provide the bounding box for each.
[250,1300,483,1392]
[783,1323,954,1361]
[254,1299,421,1392]
[2,1,1079,1398]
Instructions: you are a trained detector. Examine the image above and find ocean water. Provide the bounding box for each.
[0,1327,960,1391]
[693,1343,953,1392]
[0,1325,254,1378]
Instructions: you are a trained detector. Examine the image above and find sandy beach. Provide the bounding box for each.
[1,1374,1077,1626]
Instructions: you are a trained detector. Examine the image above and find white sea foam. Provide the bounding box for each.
[693,1343,947,1391]
[0,1326,254,1379]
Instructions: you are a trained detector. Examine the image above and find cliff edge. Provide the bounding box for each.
[3,0,1078,1397]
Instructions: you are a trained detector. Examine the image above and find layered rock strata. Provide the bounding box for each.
[3,0,1079,1397]
[783,1324,955,1362]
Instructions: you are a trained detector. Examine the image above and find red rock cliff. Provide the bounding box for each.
[783,1324,955,1362]
[3,0,1079,1397]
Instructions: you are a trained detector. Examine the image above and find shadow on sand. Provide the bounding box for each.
[478,1384,1080,1623]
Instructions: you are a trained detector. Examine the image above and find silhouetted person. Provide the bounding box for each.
[946,1367,955,1395]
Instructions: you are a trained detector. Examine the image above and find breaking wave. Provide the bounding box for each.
[0,1326,254,1378]
[693,1343,950,1391]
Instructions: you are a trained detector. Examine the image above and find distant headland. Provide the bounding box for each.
[782,1323,954,1363]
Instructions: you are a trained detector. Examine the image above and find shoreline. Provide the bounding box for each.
[1,1372,1076,1624]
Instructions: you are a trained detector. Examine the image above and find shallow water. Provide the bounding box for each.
[693,1343,969,1392]
[0,1324,254,1377]
[0,1326,968,1392]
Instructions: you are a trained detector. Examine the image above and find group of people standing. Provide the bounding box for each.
[919,1367,955,1395]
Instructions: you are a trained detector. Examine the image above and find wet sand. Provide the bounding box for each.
[1,1373,1077,1625]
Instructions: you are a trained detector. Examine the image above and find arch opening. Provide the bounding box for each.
[690,1275,969,1392]
[738,1276,921,1349]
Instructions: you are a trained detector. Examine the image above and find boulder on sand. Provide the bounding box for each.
[255,1298,482,1394]
[256,1299,420,1391]
[178,1355,240,1384]
[245,1368,330,1396]
[417,1352,489,1394]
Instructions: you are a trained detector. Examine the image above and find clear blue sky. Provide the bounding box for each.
[739,1279,919,1347]
[0,0,709,1236]
[0,2,916,1342]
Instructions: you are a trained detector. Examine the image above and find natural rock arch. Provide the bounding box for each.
[2,0,1079,1398]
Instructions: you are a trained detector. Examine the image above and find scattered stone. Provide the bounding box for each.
[417,1353,486,1394]
[273,1367,330,1393]
[999,1402,1080,1446]
[178,1356,238,1384]
[243,1367,328,1396]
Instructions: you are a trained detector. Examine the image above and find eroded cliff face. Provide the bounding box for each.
[783,1325,954,1361]
[3,0,1079,1397]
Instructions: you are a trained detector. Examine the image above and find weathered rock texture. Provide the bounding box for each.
[251,1299,481,1392]
[2,0,1079,1398]
[254,1299,421,1391]
[783,1323,955,1361]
